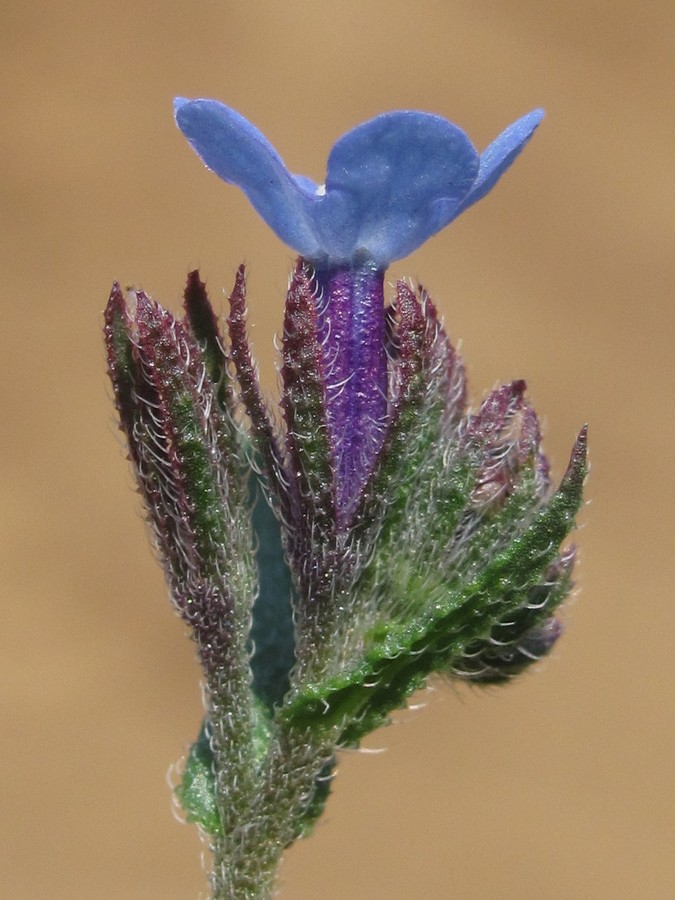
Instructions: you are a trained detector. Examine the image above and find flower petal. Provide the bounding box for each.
[320,111,480,265]
[457,109,545,215]
[174,100,544,268]
[174,98,323,259]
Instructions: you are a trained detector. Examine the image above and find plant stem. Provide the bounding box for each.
[210,833,280,900]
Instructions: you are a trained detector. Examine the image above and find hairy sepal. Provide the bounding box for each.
[344,284,470,628]
[280,261,336,540]
[227,265,294,526]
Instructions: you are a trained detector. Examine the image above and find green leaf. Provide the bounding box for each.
[176,724,221,835]
[280,429,587,746]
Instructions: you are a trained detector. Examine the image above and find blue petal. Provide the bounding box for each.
[319,111,480,265]
[174,99,544,268]
[456,109,545,216]
[174,98,323,259]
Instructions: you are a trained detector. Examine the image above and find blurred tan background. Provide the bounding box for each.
[1,1,673,897]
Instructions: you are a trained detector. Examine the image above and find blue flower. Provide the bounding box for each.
[174,99,543,270]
